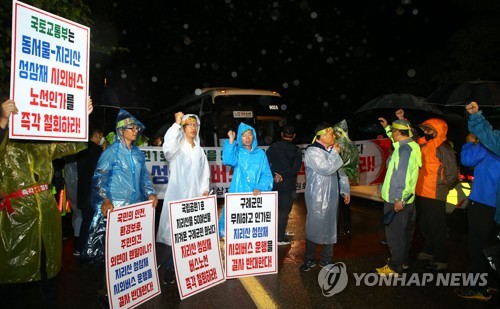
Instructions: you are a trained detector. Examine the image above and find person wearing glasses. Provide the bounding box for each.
[82,109,157,304]
[300,122,351,272]
[156,112,210,284]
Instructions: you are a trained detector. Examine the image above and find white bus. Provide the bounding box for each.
[149,87,286,146]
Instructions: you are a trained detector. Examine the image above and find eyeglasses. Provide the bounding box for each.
[184,123,199,128]
[125,126,141,132]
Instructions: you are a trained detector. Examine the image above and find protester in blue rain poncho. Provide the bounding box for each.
[300,122,350,272]
[82,109,158,264]
[218,122,273,237]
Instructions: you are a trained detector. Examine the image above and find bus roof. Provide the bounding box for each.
[198,88,281,99]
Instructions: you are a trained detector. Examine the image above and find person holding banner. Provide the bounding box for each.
[156,112,210,284]
[0,98,92,309]
[82,109,157,302]
[218,122,273,237]
[300,122,350,272]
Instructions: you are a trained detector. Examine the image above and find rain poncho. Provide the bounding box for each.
[0,128,86,284]
[468,110,500,156]
[304,142,350,244]
[156,114,210,246]
[218,123,273,237]
[461,142,500,208]
[82,110,155,264]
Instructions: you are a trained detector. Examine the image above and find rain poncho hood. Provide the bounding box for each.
[225,122,272,193]
[218,122,273,237]
[0,128,86,284]
[115,109,146,147]
[304,141,349,244]
[81,110,155,264]
[157,114,210,246]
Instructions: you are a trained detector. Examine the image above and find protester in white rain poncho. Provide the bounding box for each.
[300,122,350,272]
[157,112,210,246]
[156,112,210,284]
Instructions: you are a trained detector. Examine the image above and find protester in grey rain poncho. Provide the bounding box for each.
[81,109,157,264]
[304,124,350,246]
[156,113,210,246]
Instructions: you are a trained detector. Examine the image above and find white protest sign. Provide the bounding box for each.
[224,192,278,278]
[106,201,160,309]
[170,195,226,299]
[10,0,90,141]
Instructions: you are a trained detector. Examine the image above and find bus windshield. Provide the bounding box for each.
[148,88,286,147]
[210,95,284,146]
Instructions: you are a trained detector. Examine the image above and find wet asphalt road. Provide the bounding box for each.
[24,195,500,308]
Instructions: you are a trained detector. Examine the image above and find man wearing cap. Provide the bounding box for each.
[266,125,302,245]
[414,117,458,271]
[300,122,350,271]
[375,118,421,276]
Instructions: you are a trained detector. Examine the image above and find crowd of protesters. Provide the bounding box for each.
[1,95,499,308]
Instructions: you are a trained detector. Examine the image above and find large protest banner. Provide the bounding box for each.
[141,139,392,202]
[140,147,168,199]
[224,192,278,279]
[10,0,90,141]
[170,195,225,299]
[106,201,160,309]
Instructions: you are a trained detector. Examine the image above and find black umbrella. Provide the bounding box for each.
[427,81,500,119]
[355,93,445,116]
[427,81,500,107]
[351,93,450,140]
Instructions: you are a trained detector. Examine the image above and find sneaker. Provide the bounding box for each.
[455,287,492,301]
[277,239,291,246]
[319,260,333,268]
[277,235,292,246]
[300,260,316,272]
[417,252,433,261]
[386,258,409,271]
[425,262,448,271]
[73,250,80,256]
[375,264,400,277]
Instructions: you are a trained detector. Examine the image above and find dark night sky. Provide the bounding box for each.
[84,0,500,136]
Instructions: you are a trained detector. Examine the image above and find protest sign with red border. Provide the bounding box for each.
[224,192,278,278]
[170,195,226,299]
[10,0,90,141]
[106,201,160,309]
